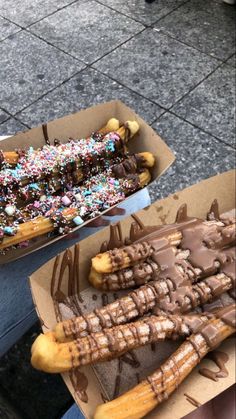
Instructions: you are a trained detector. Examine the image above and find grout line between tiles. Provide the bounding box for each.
[25,29,86,64]
[170,110,236,150]
[95,0,190,28]
[11,68,89,119]
[151,28,229,63]
[88,27,146,66]
[0,0,80,30]
[88,64,168,110]
[150,109,236,151]
[167,61,226,112]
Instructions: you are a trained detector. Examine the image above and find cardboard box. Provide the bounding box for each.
[29,169,235,419]
[0,100,175,263]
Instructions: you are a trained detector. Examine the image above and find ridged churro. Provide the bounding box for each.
[94,305,235,419]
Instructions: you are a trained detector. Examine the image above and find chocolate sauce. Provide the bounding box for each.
[71,244,80,296]
[175,204,188,223]
[151,342,156,352]
[57,249,74,296]
[102,293,108,306]
[42,123,50,145]
[199,351,229,381]
[113,375,121,399]
[50,254,60,297]
[207,199,220,221]
[111,154,144,178]
[106,223,124,250]
[118,357,123,373]
[184,393,201,408]
[69,368,88,403]
[121,351,140,369]
[212,304,236,328]
[100,393,108,403]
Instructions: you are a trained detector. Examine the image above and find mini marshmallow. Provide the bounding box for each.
[5,205,16,216]
[61,196,71,206]
[74,193,82,201]
[73,216,84,226]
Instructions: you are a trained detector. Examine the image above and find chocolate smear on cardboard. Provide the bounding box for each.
[184,393,201,408]
[199,351,229,382]
[51,245,89,402]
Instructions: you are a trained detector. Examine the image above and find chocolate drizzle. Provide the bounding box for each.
[184,393,201,407]
[199,350,229,381]
[50,245,83,321]
[47,202,235,408]
[42,123,50,145]
[100,223,124,252]
[111,154,145,178]
[113,375,121,399]
[207,199,220,221]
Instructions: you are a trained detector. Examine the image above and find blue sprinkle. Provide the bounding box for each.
[83,190,92,196]
[29,183,40,190]
[4,226,14,235]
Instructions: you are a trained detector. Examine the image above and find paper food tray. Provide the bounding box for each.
[29,169,235,419]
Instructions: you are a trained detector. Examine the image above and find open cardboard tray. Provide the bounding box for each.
[30,169,235,419]
[0,100,175,264]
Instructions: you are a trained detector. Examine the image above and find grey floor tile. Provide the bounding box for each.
[148,112,236,201]
[0,118,27,136]
[226,54,236,67]
[155,0,236,60]
[0,31,85,115]
[0,0,77,27]
[0,109,10,124]
[30,0,144,64]
[98,0,187,26]
[17,68,163,127]
[172,65,236,147]
[0,17,21,41]
[93,29,219,108]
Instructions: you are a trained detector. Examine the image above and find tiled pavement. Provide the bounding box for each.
[0,0,235,417]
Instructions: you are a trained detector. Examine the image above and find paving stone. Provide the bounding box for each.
[93,28,219,108]
[226,54,236,68]
[172,64,236,147]
[0,31,84,115]
[0,109,10,124]
[17,67,164,127]
[0,118,27,136]
[98,0,187,25]
[0,17,21,41]
[30,0,144,64]
[0,0,77,27]
[148,111,236,201]
[155,0,236,60]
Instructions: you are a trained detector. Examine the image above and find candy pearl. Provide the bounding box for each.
[40,195,47,202]
[5,205,16,216]
[73,216,84,226]
[61,196,71,206]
